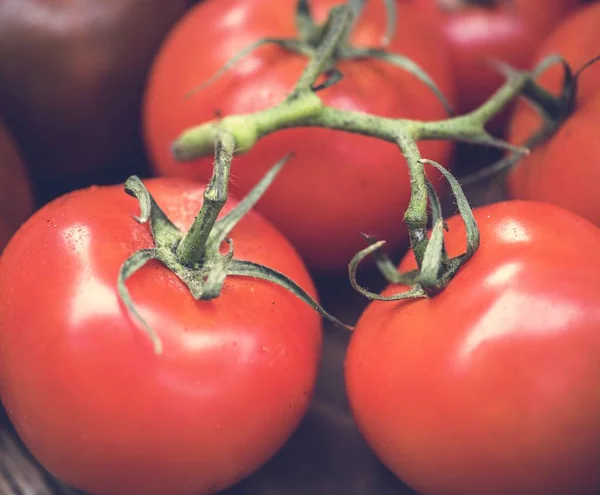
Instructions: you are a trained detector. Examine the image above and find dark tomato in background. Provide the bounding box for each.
[0,0,192,202]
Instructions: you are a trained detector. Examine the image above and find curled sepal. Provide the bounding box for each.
[342,48,455,116]
[419,219,446,292]
[517,54,576,124]
[487,58,560,128]
[525,53,600,123]
[227,259,353,331]
[185,38,312,98]
[349,160,478,302]
[421,159,479,261]
[348,239,425,301]
[124,176,182,249]
[117,248,164,355]
[425,178,444,228]
[209,154,291,246]
[425,178,449,266]
[359,232,418,285]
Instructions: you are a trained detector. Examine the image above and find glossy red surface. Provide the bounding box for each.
[346,200,600,495]
[0,178,322,495]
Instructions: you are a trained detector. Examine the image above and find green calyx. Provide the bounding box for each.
[118,132,351,355]
[349,158,479,301]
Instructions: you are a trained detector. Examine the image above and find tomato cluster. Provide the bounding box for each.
[144,0,456,270]
[0,1,599,495]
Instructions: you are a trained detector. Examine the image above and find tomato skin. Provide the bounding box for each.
[403,0,579,117]
[143,0,456,271]
[0,178,322,495]
[0,119,33,251]
[0,0,191,200]
[508,2,600,227]
[345,201,600,495]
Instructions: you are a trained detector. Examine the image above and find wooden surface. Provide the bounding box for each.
[0,426,79,495]
[0,145,505,494]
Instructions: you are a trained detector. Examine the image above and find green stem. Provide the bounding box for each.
[416,70,529,139]
[172,70,529,162]
[293,4,354,92]
[176,132,234,266]
[396,133,428,268]
[172,92,323,161]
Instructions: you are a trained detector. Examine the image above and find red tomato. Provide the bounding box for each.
[507,2,600,227]
[401,0,579,118]
[345,200,600,495]
[0,119,33,251]
[0,178,322,495]
[143,0,456,270]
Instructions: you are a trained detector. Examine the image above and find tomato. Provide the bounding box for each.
[507,2,600,227]
[401,0,579,118]
[143,0,456,271]
[345,200,600,495]
[0,178,322,495]
[0,0,191,201]
[0,119,33,251]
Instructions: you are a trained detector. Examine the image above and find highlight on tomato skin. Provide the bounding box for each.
[0,177,323,495]
[345,200,600,495]
[143,0,457,272]
[507,1,600,228]
[2,0,600,493]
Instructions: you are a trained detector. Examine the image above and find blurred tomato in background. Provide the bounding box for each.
[0,0,193,203]
[398,0,579,125]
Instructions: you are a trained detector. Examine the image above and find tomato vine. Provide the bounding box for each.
[166,0,555,308]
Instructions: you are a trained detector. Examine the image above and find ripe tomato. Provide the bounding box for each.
[143,0,456,270]
[0,178,322,495]
[507,2,600,227]
[345,200,600,495]
[401,0,579,117]
[0,119,33,251]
